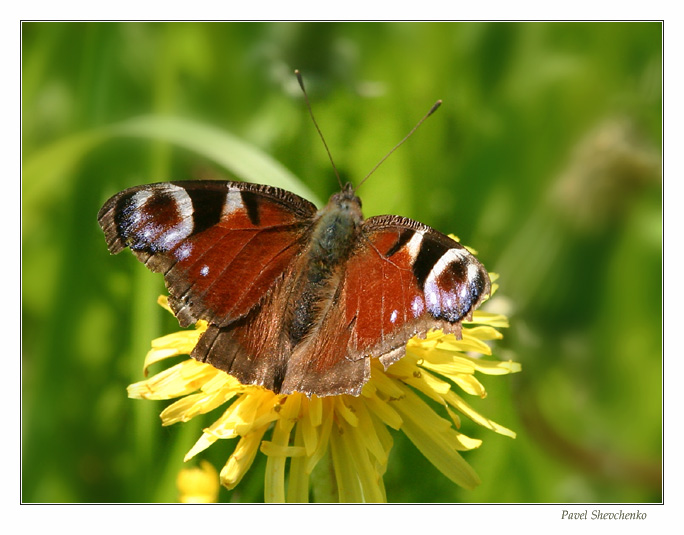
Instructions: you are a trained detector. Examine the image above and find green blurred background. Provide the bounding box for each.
[22,21,662,503]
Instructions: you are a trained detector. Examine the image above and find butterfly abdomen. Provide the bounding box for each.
[287,191,364,347]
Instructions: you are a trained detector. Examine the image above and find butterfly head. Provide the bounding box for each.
[327,182,363,221]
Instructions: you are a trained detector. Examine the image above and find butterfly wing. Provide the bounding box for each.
[98,180,317,328]
[346,215,491,362]
[278,215,491,396]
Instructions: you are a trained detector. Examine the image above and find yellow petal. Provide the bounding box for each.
[363,391,403,430]
[305,406,334,475]
[329,423,364,502]
[334,398,359,427]
[339,419,386,502]
[160,389,239,426]
[368,364,405,399]
[468,311,509,328]
[128,360,217,400]
[469,358,522,375]
[184,431,220,462]
[404,367,453,398]
[260,441,306,457]
[445,390,517,438]
[220,426,269,490]
[307,395,323,427]
[299,409,320,457]
[347,397,389,465]
[462,325,504,341]
[157,294,173,313]
[287,423,310,503]
[264,395,302,502]
[393,389,481,490]
[450,374,486,398]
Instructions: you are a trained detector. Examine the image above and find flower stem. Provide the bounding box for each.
[309,449,338,503]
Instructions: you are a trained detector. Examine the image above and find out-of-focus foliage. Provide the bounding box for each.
[22,21,661,503]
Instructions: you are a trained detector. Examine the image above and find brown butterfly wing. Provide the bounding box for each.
[275,215,491,396]
[346,215,491,364]
[98,181,317,328]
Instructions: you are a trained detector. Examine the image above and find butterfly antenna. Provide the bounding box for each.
[295,70,344,189]
[355,99,442,193]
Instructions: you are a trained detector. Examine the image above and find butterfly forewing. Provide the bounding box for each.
[98,181,317,327]
[343,215,490,366]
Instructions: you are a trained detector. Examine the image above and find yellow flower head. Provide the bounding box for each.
[128,272,520,502]
[177,460,220,503]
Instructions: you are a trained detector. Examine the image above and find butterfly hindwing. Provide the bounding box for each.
[190,250,369,396]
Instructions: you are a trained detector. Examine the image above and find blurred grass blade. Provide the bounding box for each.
[114,115,319,203]
[22,129,108,227]
[22,115,319,235]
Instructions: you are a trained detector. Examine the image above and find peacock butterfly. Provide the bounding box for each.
[97,73,491,397]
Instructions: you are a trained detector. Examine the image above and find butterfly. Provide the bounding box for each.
[97,78,491,397]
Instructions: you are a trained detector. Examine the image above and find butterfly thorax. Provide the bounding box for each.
[310,183,363,266]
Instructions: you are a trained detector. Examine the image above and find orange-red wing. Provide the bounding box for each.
[98,180,317,327]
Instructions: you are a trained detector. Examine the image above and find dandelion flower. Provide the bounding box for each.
[129,274,520,503]
[177,460,220,503]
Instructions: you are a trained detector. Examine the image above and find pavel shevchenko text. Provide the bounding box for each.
[561,510,647,520]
